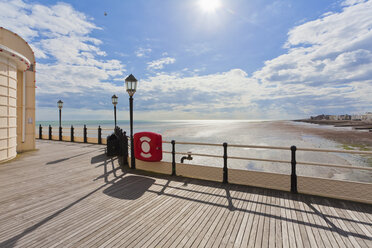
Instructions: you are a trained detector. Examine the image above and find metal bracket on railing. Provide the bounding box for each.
[180,152,193,163]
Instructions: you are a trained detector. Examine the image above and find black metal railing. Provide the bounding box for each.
[162,140,372,193]
[36,126,372,194]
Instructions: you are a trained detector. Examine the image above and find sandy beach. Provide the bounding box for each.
[287,121,372,147]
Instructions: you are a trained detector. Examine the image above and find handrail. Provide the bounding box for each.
[169,141,222,147]
[228,144,289,150]
[228,155,290,164]
[163,151,223,158]
[296,161,372,171]
[296,147,372,155]
[163,139,372,155]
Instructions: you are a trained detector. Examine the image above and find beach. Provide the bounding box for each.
[293,120,372,146]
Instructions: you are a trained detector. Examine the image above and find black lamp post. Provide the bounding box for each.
[57,100,63,141]
[125,74,138,169]
[111,95,118,128]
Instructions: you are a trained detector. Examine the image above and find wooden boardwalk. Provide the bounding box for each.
[0,140,371,248]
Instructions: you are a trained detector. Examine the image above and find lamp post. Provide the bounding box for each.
[125,74,138,169]
[57,100,63,141]
[111,95,118,128]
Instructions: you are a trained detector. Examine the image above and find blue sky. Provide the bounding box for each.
[1,0,372,120]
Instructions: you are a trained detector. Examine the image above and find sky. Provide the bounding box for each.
[1,0,372,121]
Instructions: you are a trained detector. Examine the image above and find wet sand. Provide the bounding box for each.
[284,121,372,147]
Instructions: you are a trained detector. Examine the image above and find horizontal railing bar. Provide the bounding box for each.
[228,144,290,150]
[163,151,289,163]
[228,156,290,164]
[163,141,222,147]
[297,147,372,155]
[297,161,372,171]
[163,151,223,158]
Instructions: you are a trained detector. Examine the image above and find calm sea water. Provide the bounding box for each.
[36,120,372,183]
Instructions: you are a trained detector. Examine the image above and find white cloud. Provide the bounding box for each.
[135,47,152,57]
[0,0,125,96]
[147,57,176,70]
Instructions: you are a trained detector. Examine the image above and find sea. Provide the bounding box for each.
[36,120,372,183]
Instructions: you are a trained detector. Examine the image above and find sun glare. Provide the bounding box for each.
[198,0,221,13]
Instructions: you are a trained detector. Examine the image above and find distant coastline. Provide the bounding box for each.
[295,119,372,131]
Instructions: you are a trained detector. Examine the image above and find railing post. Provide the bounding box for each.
[291,145,298,194]
[98,126,102,144]
[59,126,62,141]
[223,142,228,183]
[39,124,42,139]
[49,125,52,140]
[84,125,87,143]
[71,125,74,142]
[171,140,176,176]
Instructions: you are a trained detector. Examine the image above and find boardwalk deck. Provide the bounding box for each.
[0,140,371,248]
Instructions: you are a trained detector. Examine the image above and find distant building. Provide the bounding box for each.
[339,114,351,120]
[0,27,35,163]
[362,112,372,121]
[311,114,329,120]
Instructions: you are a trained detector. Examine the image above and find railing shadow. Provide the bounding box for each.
[120,169,372,242]
[46,150,100,165]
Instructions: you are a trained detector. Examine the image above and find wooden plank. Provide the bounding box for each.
[279,192,289,248]
[207,187,243,247]
[247,189,265,248]
[292,196,315,248]
[285,194,303,247]
[254,189,267,248]
[180,186,228,247]
[190,190,229,248]
[274,190,283,248]
[157,186,220,247]
[239,189,260,247]
[154,185,219,248]
[225,188,252,247]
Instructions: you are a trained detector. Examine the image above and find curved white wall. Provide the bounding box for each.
[0,56,17,162]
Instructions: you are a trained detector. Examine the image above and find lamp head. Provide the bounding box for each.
[57,100,63,109]
[125,74,138,97]
[111,94,118,106]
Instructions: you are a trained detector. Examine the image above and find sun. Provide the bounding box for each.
[198,0,221,13]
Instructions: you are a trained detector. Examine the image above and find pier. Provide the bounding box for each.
[0,140,371,247]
